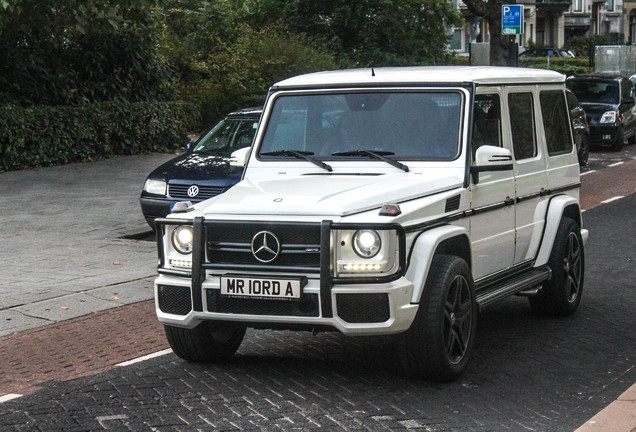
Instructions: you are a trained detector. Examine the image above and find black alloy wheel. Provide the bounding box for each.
[529,217,584,316]
[399,255,477,382]
[444,274,473,365]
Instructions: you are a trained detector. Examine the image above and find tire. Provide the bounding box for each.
[529,217,584,317]
[165,321,246,362]
[611,127,625,151]
[577,134,589,166]
[398,255,477,382]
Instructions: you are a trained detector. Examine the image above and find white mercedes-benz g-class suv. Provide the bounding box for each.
[154,66,589,381]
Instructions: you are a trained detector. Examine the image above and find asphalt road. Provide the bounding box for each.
[1,146,635,431]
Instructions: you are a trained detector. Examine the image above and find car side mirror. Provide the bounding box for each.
[184,140,195,153]
[229,146,251,168]
[470,145,513,184]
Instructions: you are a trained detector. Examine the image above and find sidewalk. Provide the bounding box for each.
[0,153,174,336]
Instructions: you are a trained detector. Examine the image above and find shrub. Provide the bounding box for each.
[519,57,592,76]
[0,101,190,172]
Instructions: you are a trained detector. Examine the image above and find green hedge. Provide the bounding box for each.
[0,101,191,172]
[518,57,592,76]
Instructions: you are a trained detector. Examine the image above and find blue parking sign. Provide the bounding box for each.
[502,5,523,35]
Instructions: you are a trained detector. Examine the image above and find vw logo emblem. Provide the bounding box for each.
[187,185,199,198]
[251,231,281,263]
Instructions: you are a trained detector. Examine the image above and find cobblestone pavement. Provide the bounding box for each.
[0,149,635,431]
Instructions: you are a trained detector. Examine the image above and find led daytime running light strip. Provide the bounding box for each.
[343,263,382,271]
[170,259,192,268]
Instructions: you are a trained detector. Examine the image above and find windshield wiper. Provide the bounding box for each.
[332,150,409,172]
[260,150,333,172]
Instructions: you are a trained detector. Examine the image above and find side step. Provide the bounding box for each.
[476,267,551,310]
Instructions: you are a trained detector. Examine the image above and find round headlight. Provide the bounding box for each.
[353,230,381,258]
[172,226,193,254]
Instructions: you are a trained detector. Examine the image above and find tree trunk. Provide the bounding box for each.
[463,0,513,66]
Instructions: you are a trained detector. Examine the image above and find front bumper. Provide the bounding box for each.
[589,124,619,145]
[140,196,174,227]
[153,217,415,335]
[154,273,418,336]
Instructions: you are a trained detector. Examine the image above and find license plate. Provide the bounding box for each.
[220,275,305,300]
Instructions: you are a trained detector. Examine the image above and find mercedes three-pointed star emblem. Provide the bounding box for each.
[251,231,281,263]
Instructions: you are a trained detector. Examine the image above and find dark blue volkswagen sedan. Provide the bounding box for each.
[140,107,262,228]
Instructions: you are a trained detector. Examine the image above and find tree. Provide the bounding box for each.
[0,0,171,105]
[240,0,463,67]
[462,0,510,65]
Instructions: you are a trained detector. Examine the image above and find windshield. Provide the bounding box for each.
[193,117,259,156]
[258,91,463,161]
[567,81,619,105]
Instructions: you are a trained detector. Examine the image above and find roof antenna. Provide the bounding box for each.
[371,67,375,77]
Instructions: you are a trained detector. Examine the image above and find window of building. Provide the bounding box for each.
[509,93,537,160]
[606,0,614,12]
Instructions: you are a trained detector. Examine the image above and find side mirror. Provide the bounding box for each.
[470,145,513,184]
[184,140,195,153]
[229,146,251,168]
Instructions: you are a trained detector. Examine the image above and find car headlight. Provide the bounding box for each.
[600,111,617,124]
[143,179,167,195]
[172,226,193,254]
[352,230,381,258]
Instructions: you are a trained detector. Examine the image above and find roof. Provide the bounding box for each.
[273,66,566,89]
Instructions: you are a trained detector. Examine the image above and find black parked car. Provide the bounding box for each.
[566,74,636,151]
[519,48,575,58]
[140,107,262,228]
[566,89,590,166]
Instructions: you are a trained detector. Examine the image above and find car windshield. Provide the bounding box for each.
[258,91,463,161]
[193,117,259,156]
[568,80,619,105]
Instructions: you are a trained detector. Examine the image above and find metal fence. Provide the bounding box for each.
[595,45,636,77]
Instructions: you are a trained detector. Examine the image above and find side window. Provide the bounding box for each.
[621,79,632,102]
[566,90,578,111]
[540,91,573,156]
[472,94,501,158]
[508,92,537,160]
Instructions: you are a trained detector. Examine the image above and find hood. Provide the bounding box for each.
[149,152,243,185]
[204,170,464,217]
[579,102,618,121]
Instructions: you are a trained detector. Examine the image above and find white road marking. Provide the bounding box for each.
[601,196,624,204]
[608,161,625,167]
[0,394,23,403]
[115,348,173,367]
[580,170,596,176]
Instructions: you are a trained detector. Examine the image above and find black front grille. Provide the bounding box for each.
[206,290,319,317]
[336,293,390,323]
[158,285,192,315]
[205,221,321,272]
[169,184,225,200]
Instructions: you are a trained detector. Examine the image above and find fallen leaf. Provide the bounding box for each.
[111,296,120,300]
[113,262,121,265]
[61,306,69,310]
